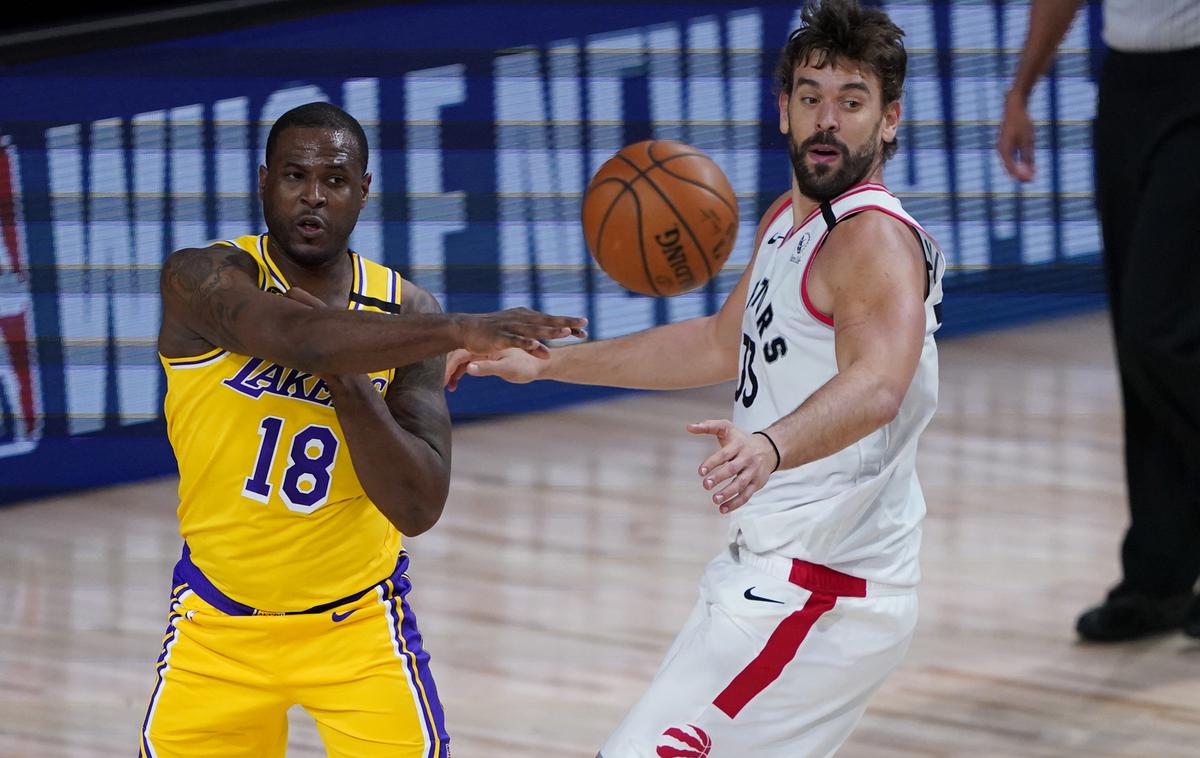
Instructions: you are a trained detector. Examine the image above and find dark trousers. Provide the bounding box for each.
[1094,45,1200,598]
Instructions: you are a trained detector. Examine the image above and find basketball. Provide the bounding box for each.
[581,140,738,296]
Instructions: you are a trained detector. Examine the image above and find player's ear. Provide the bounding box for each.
[778,91,791,135]
[881,99,901,145]
[360,172,372,209]
[257,165,268,198]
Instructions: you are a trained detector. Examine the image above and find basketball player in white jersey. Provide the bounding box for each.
[447,1,943,754]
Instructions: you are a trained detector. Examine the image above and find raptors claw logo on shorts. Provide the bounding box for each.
[657,724,711,757]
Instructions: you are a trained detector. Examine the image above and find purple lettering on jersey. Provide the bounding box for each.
[310,379,332,405]
[223,357,268,398]
[252,363,285,394]
[223,357,333,408]
[278,368,314,399]
[371,377,387,393]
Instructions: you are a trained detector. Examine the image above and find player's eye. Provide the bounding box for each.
[801,96,818,105]
[844,100,861,110]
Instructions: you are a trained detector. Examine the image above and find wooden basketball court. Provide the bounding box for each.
[3,310,1200,756]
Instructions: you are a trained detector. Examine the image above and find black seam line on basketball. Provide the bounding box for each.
[592,176,667,295]
[587,174,664,296]
[650,158,738,217]
[594,143,704,212]
[629,170,663,296]
[613,150,714,282]
[592,176,638,273]
[646,141,738,217]
[639,141,719,281]
[348,292,403,314]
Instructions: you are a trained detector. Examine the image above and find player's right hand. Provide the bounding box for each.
[997,92,1036,182]
[457,308,586,360]
[444,347,544,390]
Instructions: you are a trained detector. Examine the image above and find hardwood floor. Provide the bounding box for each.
[3,311,1199,756]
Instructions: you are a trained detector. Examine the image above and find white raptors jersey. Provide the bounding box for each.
[729,182,945,586]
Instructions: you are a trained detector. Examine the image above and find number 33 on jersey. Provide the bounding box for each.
[735,276,789,409]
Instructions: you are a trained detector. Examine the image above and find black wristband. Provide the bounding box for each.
[753,430,781,473]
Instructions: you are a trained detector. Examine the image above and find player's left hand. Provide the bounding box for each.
[687,419,777,514]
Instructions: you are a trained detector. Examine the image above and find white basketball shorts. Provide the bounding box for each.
[598,543,917,758]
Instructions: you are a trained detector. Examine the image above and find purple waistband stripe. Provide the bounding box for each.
[174,543,411,617]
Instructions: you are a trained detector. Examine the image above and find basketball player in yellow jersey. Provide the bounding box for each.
[139,102,585,758]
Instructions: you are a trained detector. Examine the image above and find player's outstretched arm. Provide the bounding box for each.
[997,0,1085,181]
[445,192,792,391]
[287,285,451,536]
[159,245,586,374]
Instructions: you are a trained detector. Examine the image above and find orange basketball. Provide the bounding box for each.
[581,140,738,296]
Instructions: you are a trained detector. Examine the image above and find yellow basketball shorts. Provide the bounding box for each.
[138,550,448,757]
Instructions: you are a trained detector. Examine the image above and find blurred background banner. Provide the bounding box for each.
[0,0,1102,503]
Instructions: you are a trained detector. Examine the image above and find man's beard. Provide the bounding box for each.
[788,125,881,203]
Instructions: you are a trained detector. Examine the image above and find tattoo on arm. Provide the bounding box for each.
[385,283,452,461]
[161,247,258,354]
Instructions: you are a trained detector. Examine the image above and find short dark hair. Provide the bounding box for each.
[264,102,369,173]
[775,0,907,160]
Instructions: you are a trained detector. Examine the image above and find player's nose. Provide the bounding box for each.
[815,102,840,133]
[300,177,326,207]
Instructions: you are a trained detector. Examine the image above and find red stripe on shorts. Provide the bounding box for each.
[789,559,867,598]
[712,560,866,719]
[712,591,837,718]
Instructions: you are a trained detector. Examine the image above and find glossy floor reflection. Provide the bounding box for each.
[4,311,1200,757]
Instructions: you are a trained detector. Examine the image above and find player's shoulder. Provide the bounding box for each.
[821,208,925,277]
[161,242,259,286]
[398,278,444,315]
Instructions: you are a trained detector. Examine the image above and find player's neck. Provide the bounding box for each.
[789,166,886,227]
[266,237,355,307]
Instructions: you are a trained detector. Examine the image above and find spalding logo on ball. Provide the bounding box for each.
[581,140,738,297]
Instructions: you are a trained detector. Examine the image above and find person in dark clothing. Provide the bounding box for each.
[998,0,1200,642]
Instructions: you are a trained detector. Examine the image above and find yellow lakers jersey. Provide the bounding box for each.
[162,234,403,612]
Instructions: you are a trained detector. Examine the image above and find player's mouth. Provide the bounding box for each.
[807,145,842,164]
[296,215,326,239]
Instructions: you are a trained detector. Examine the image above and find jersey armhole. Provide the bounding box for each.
[800,227,837,329]
[800,205,930,329]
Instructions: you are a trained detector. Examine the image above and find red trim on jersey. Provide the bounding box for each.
[782,203,823,244]
[762,198,825,248]
[713,592,837,718]
[766,197,794,228]
[800,226,836,328]
[768,181,894,234]
[842,205,936,248]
